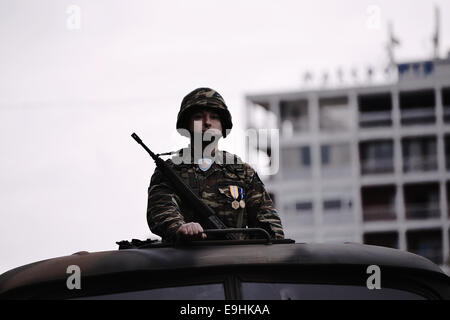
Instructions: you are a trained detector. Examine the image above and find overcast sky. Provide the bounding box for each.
[1,0,449,274]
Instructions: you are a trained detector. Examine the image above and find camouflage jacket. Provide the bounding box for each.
[147,149,284,241]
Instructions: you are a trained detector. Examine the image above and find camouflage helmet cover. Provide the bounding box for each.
[176,88,233,137]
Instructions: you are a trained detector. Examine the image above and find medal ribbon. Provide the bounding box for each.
[229,186,239,200]
[238,187,245,200]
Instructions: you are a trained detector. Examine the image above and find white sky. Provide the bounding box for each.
[1,0,450,274]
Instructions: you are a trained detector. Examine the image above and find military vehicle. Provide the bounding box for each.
[1,136,449,300]
[0,228,449,300]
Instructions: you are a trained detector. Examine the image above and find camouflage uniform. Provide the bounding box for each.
[146,88,284,241]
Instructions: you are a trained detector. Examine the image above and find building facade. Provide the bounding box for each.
[245,56,450,273]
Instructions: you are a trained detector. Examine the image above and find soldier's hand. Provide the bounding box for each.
[176,222,207,240]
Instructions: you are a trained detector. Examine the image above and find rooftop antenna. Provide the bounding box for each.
[366,66,374,82]
[386,21,400,75]
[302,71,313,85]
[433,5,440,59]
[321,71,329,86]
[351,68,358,83]
[336,67,344,85]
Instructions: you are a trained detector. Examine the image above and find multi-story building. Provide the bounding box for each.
[245,54,450,273]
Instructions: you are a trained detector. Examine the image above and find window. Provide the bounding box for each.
[404,183,440,219]
[241,282,424,300]
[319,96,351,132]
[407,229,443,265]
[296,201,313,212]
[402,136,437,172]
[447,182,450,218]
[359,140,394,175]
[358,93,392,128]
[283,200,314,226]
[284,200,313,214]
[322,197,353,225]
[301,146,311,166]
[280,99,309,135]
[323,199,352,213]
[321,143,351,177]
[400,89,435,125]
[321,145,330,164]
[361,185,396,221]
[444,135,450,170]
[248,100,277,130]
[281,146,312,179]
[77,283,225,300]
[323,199,342,211]
[443,87,450,123]
[364,232,399,249]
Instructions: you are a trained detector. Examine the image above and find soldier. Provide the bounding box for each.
[147,88,284,241]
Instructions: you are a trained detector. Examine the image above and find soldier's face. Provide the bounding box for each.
[188,110,223,136]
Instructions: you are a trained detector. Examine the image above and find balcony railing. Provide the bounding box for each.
[405,203,440,219]
[281,119,309,135]
[443,106,450,115]
[323,211,354,224]
[359,110,392,127]
[281,169,312,180]
[321,166,352,178]
[446,157,450,171]
[362,206,396,221]
[401,107,435,124]
[403,155,438,172]
[361,158,394,174]
[444,106,450,123]
[282,211,314,226]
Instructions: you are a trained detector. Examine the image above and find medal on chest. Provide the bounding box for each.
[229,185,246,210]
[229,185,240,209]
[239,187,246,208]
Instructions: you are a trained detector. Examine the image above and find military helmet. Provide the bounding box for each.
[176,88,233,138]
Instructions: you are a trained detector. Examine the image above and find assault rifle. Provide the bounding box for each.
[132,133,238,240]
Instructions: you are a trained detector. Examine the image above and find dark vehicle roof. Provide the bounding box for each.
[0,242,447,298]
